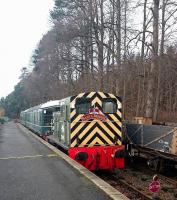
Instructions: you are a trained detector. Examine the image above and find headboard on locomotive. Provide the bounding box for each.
[69,92,122,148]
[125,123,177,155]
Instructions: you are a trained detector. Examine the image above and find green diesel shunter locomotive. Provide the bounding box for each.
[48,92,125,171]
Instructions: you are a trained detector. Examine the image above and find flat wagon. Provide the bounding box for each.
[125,123,177,173]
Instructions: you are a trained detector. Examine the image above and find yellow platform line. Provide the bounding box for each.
[0,154,57,160]
[47,154,58,157]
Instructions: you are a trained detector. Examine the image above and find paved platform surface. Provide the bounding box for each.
[0,122,111,200]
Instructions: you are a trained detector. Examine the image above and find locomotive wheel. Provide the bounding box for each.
[158,159,165,174]
[147,157,161,171]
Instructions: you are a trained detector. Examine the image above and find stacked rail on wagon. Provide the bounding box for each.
[125,123,177,173]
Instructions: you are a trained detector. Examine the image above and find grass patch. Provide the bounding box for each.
[174,192,177,198]
[141,175,149,181]
[161,185,174,192]
[132,171,139,177]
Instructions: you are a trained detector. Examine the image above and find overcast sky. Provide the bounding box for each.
[0,0,54,98]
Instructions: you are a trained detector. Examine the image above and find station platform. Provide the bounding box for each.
[0,122,129,200]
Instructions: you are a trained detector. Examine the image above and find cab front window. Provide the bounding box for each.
[76,98,91,114]
[103,99,117,113]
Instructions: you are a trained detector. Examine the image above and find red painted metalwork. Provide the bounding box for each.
[149,181,160,193]
[68,145,125,171]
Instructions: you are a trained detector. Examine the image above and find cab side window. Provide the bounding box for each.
[103,99,117,113]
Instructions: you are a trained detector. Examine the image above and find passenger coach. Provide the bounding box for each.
[20,101,60,136]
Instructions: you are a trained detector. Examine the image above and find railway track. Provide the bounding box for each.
[96,171,152,200]
[96,158,177,200]
[111,174,152,200]
[158,174,177,188]
[117,178,152,200]
[123,166,177,199]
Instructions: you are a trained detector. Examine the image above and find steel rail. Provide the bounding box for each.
[114,176,152,200]
[98,173,152,200]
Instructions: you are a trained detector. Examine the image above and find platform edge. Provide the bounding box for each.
[17,123,129,200]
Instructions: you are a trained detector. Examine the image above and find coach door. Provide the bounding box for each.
[57,105,68,146]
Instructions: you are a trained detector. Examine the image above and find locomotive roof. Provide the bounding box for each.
[21,92,121,113]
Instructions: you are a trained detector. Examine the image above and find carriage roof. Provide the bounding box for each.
[21,92,121,113]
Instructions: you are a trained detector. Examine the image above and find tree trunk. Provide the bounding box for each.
[141,0,148,59]
[145,0,159,118]
[114,0,121,95]
[153,0,167,121]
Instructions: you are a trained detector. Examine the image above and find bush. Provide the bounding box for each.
[161,185,174,192]
[0,118,5,124]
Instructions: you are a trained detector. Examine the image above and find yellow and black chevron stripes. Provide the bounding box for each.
[70,92,90,108]
[70,92,122,147]
[92,96,102,107]
[70,122,122,147]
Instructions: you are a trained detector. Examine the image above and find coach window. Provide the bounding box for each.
[76,98,91,114]
[55,107,60,112]
[103,99,117,113]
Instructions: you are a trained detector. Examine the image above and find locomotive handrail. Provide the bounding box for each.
[26,121,52,128]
